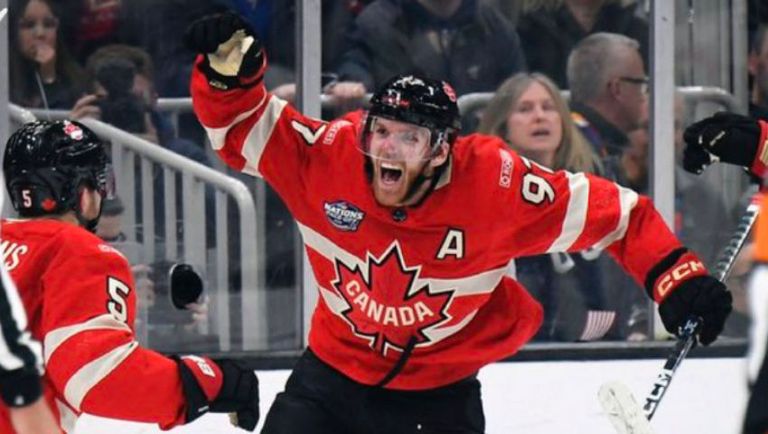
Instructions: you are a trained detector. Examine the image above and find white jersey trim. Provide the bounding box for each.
[296,222,507,297]
[591,186,639,250]
[204,94,288,177]
[204,92,267,151]
[56,398,78,434]
[43,314,131,364]
[63,341,138,411]
[546,172,590,253]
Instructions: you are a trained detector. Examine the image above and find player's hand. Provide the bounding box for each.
[683,112,767,178]
[175,355,260,431]
[657,274,732,345]
[69,94,102,120]
[648,251,732,345]
[184,11,264,90]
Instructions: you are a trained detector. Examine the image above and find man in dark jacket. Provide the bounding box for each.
[517,0,648,89]
[334,0,527,97]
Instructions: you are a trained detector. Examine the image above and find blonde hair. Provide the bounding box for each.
[477,72,600,173]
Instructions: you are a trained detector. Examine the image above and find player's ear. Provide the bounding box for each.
[429,143,450,168]
[79,186,102,219]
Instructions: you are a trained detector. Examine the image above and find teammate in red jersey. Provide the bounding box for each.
[186,12,733,433]
[0,120,259,433]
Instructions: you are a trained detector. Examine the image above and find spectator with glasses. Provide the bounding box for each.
[567,32,648,174]
[8,0,86,110]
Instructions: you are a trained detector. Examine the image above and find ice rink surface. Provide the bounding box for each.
[75,357,745,433]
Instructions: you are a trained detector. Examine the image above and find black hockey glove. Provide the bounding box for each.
[184,11,265,91]
[646,249,732,345]
[658,276,732,345]
[682,112,768,178]
[174,355,260,431]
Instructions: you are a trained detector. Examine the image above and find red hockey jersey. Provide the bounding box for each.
[192,59,684,390]
[0,219,187,433]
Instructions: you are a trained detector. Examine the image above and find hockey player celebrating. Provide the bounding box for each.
[186,12,733,433]
[682,112,768,434]
[0,120,259,433]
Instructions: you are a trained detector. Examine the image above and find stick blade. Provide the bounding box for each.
[598,381,655,434]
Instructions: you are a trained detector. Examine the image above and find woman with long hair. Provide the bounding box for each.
[478,72,617,341]
[8,0,85,109]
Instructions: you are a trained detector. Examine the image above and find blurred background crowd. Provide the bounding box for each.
[2,0,766,356]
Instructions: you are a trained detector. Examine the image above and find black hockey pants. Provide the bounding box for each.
[260,348,485,434]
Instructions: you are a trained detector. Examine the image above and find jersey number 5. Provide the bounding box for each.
[107,277,131,323]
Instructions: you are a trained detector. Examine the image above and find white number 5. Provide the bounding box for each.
[522,173,555,204]
[107,277,131,322]
[21,190,32,207]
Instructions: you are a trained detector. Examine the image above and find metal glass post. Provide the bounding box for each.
[0,0,9,154]
[296,0,322,347]
[650,0,676,339]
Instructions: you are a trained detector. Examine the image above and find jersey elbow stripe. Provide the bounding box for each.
[205,95,288,177]
[591,186,639,250]
[43,314,131,364]
[239,96,288,176]
[546,172,590,253]
[205,91,268,151]
[63,341,138,411]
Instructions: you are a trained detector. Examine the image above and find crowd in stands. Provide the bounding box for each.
[5,0,763,346]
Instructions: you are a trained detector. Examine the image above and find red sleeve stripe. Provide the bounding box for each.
[591,186,639,250]
[546,172,590,253]
[63,341,138,411]
[43,314,131,364]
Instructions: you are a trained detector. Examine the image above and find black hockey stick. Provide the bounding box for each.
[599,197,760,433]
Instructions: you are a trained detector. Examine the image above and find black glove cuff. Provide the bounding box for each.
[172,355,210,424]
[644,247,688,299]
[0,368,42,407]
[198,49,265,91]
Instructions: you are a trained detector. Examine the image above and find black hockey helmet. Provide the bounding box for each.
[4,120,112,225]
[364,74,461,154]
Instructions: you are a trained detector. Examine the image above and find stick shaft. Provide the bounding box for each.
[643,199,760,419]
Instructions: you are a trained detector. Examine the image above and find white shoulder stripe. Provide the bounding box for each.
[297,222,506,297]
[63,341,138,411]
[44,314,131,364]
[591,186,639,250]
[546,172,590,253]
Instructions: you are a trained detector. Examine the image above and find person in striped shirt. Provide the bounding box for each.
[0,179,59,434]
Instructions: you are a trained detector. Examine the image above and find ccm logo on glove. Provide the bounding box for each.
[183,355,217,378]
[653,253,707,301]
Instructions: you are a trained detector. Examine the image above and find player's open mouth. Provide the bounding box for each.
[380,162,403,186]
[531,128,550,137]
